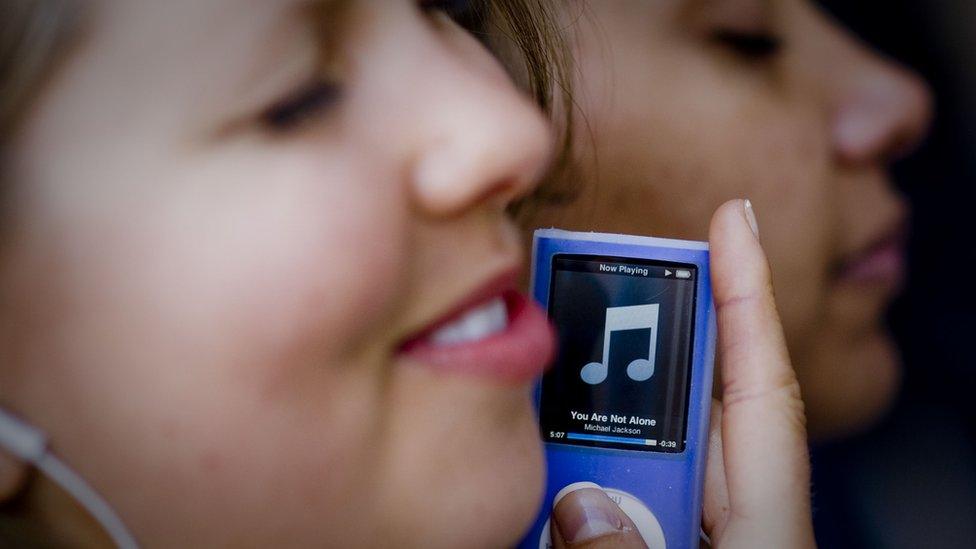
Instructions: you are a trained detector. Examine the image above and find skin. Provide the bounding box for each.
[0,1,818,547]
[529,0,933,439]
[0,1,554,546]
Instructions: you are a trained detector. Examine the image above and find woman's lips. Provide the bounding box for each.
[835,228,906,287]
[398,289,555,384]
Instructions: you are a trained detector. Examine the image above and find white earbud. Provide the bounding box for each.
[0,407,139,549]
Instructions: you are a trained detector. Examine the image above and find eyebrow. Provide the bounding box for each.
[310,0,350,19]
[692,0,772,12]
[686,0,774,30]
[307,0,353,56]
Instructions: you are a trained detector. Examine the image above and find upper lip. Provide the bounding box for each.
[396,266,521,350]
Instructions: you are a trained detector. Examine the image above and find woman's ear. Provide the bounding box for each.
[0,450,29,502]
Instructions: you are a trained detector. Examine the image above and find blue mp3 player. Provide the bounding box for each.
[520,229,716,549]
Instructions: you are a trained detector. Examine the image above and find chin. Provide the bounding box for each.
[803,329,903,442]
[381,381,546,548]
[459,399,547,547]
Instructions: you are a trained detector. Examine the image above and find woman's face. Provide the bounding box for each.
[529,0,932,440]
[0,1,554,546]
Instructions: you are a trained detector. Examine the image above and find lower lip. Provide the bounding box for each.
[398,291,555,384]
[837,239,905,286]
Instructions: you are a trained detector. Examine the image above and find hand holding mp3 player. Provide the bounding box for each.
[520,201,815,549]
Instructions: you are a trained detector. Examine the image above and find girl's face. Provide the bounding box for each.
[0,1,554,546]
[528,0,932,440]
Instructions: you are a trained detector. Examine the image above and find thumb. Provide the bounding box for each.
[550,483,647,549]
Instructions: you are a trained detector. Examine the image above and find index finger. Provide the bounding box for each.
[708,200,812,538]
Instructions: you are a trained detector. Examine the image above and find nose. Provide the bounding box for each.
[409,24,553,217]
[829,36,934,165]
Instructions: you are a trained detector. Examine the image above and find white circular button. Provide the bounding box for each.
[538,484,666,549]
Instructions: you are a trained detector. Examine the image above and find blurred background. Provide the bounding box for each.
[811,1,976,547]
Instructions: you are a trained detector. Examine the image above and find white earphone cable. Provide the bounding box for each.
[0,408,139,549]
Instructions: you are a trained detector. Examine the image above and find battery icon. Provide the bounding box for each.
[676,269,692,279]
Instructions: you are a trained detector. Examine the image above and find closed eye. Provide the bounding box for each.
[712,30,783,60]
[260,79,341,132]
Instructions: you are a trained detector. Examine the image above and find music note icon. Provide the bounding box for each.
[580,304,660,385]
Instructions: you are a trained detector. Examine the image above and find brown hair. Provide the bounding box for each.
[485,0,579,213]
[486,1,572,125]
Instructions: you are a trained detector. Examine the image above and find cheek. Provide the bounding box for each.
[4,147,413,541]
[14,69,410,374]
[547,46,838,352]
[140,148,408,367]
[14,146,412,447]
[374,369,545,546]
[616,56,842,363]
[727,107,836,347]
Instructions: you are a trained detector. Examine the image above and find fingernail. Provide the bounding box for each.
[552,483,631,544]
[743,199,760,239]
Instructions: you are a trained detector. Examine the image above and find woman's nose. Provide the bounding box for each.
[830,44,934,165]
[409,34,553,218]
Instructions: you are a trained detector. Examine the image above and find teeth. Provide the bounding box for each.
[430,297,508,346]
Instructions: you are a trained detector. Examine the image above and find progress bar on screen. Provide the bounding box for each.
[567,433,658,447]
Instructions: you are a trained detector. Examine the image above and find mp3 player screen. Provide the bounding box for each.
[540,254,698,453]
